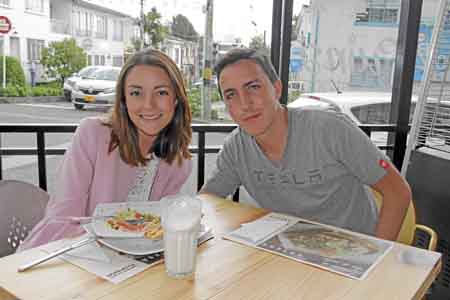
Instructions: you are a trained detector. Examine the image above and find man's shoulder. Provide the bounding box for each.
[288,106,354,127]
[223,127,252,147]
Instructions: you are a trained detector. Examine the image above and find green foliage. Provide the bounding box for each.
[249,35,266,50]
[187,87,201,118]
[211,88,221,102]
[144,7,167,48]
[0,83,62,97]
[36,80,62,89]
[0,56,26,87]
[0,85,28,97]
[129,37,142,52]
[30,86,62,96]
[41,38,87,86]
[171,14,198,41]
[291,14,299,40]
[288,90,302,103]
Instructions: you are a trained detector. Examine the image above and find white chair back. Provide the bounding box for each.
[0,180,49,257]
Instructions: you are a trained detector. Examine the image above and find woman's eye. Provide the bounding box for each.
[129,90,140,96]
[157,90,169,96]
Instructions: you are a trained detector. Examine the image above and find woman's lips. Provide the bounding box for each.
[139,113,163,120]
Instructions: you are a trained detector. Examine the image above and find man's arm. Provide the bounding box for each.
[371,162,412,241]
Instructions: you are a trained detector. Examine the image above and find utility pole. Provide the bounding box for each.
[201,0,214,120]
[140,0,145,49]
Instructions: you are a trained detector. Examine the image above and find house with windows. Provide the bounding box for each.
[294,0,439,93]
[161,35,199,84]
[0,0,135,84]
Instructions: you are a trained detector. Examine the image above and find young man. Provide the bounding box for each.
[200,48,411,241]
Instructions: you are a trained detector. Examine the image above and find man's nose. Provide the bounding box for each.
[240,91,254,110]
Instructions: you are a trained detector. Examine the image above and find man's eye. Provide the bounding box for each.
[248,84,260,90]
[224,92,235,101]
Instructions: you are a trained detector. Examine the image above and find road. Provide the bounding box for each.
[0,102,256,203]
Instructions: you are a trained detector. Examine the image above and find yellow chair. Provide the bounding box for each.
[371,189,437,251]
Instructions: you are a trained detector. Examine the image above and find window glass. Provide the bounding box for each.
[351,102,417,124]
[293,0,401,95]
[91,69,120,81]
[26,0,44,12]
[27,39,45,61]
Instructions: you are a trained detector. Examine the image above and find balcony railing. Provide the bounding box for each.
[0,123,397,201]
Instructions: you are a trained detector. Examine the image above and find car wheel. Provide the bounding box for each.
[64,91,72,102]
[74,103,84,110]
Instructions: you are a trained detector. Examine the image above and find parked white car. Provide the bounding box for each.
[288,92,450,146]
[72,67,121,110]
[63,66,100,101]
[287,92,419,146]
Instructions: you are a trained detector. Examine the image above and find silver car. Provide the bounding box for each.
[72,67,121,110]
[63,66,100,101]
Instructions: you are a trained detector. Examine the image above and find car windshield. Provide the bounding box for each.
[79,67,98,78]
[90,69,120,81]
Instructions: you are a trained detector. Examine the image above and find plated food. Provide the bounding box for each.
[106,208,163,239]
[92,202,162,239]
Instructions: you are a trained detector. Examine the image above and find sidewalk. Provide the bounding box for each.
[0,96,66,104]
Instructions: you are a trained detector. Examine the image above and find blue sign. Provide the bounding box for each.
[290,59,303,73]
[414,22,450,81]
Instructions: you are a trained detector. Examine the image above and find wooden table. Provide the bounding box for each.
[0,194,442,300]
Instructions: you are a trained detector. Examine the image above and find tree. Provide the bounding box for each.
[249,35,270,57]
[0,56,26,87]
[171,14,198,41]
[41,38,86,86]
[249,35,265,50]
[291,14,300,40]
[144,7,167,48]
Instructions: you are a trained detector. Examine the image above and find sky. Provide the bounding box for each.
[86,0,310,45]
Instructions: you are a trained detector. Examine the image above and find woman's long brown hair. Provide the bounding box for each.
[104,49,192,166]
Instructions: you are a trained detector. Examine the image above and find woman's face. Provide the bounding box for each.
[125,65,177,150]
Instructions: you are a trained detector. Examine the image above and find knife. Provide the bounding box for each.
[17,236,97,272]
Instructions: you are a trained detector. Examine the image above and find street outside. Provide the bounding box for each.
[0,102,257,205]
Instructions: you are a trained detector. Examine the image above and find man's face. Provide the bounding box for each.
[219,59,282,137]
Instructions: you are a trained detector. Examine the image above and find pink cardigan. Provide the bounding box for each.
[19,117,192,250]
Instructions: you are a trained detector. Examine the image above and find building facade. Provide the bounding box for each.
[294,0,439,93]
[0,0,135,84]
[161,35,199,84]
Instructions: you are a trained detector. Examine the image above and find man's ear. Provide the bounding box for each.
[273,79,283,101]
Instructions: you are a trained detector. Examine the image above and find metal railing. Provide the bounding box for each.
[0,123,397,200]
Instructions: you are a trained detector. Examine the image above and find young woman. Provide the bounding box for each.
[20,49,193,250]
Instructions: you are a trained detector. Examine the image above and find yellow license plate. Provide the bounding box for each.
[84,95,95,102]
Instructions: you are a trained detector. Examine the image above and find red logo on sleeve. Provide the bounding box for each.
[378,159,389,169]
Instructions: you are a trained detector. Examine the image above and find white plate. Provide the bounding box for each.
[96,224,211,256]
[92,202,161,238]
[89,202,212,256]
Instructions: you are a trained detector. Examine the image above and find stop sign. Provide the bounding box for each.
[0,16,12,34]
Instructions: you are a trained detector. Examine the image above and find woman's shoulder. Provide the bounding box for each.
[76,116,112,137]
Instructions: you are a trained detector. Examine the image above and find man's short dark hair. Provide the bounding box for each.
[214,48,279,97]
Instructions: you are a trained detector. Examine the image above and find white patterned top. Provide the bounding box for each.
[127,157,160,202]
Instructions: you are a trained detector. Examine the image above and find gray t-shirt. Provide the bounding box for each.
[202,107,389,235]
